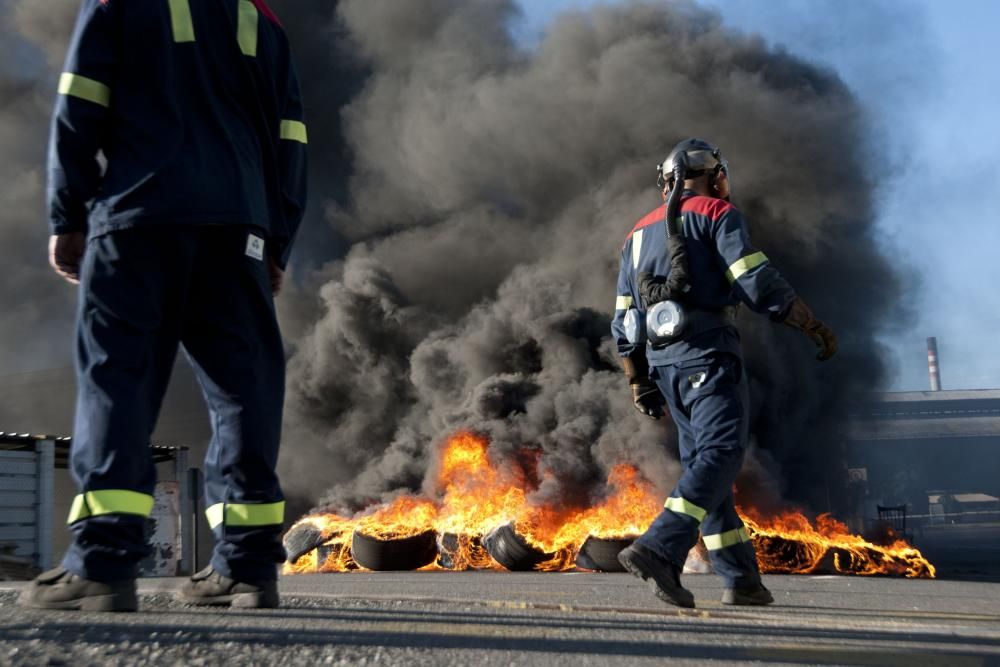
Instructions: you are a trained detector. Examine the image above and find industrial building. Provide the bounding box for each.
[845,339,1000,574]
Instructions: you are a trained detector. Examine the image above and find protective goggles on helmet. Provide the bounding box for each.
[656,147,729,191]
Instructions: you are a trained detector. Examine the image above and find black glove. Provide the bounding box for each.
[775,296,838,361]
[621,354,665,420]
[631,381,665,419]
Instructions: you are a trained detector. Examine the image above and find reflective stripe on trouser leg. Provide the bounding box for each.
[206,501,285,529]
[664,496,708,523]
[67,490,156,524]
[701,492,762,588]
[702,525,751,551]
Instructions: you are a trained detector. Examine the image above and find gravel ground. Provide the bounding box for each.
[1,573,999,666]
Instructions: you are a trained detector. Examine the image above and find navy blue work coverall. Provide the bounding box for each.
[611,193,795,588]
[49,0,307,582]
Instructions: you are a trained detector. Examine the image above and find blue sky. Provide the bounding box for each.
[517,0,1000,392]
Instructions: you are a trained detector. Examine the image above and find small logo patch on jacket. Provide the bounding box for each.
[246,234,264,261]
[688,372,707,389]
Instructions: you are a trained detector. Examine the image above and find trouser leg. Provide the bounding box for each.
[63,229,186,582]
[637,353,755,585]
[636,365,700,567]
[701,491,760,588]
[182,227,286,582]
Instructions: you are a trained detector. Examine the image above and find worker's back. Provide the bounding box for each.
[50,0,306,263]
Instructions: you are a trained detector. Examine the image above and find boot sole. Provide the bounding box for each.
[722,588,774,607]
[618,548,695,609]
[722,590,775,606]
[180,591,279,609]
[19,591,138,613]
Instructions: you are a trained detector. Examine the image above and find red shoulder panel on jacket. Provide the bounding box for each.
[251,0,282,26]
[682,196,734,220]
[624,204,666,244]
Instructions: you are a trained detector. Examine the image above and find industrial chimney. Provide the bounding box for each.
[927,337,942,391]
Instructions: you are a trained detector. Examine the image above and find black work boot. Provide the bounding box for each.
[18,566,138,612]
[722,582,774,606]
[618,543,695,608]
[179,566,279,609]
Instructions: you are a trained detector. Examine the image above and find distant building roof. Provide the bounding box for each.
[865,389,1000,404]
[928,493,1000,504]
[851,389,1000,442]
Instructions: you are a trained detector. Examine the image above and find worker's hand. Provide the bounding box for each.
[48,232,86,285]
[778,297,838,361]
[620,354,664,419]
[631,381,665,420]
[807,321,838,361]
[268,257,284,296]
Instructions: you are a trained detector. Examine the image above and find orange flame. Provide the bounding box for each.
[743,507,936,578]
[284,432,935,578]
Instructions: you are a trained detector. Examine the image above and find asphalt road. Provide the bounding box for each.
[1,572,999,666]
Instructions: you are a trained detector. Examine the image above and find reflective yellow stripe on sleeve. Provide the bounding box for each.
[280,120,308,144]
[725,251,768,284]
[58,73,110,108]
[615,296,633,311]
[237,0,259,56]
[206,501,285,529]
[703,526,751,551]
[167,0,196,42]
[67,490,155,524]
[664,496,707,523]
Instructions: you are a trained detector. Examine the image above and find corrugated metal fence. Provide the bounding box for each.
[0,433,195,576]
[0,437,54,569]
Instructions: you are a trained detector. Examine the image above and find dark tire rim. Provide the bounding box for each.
[351,529,439,571]
[482,523,554,571]
[576,535,637,572]
[283,523,327,564]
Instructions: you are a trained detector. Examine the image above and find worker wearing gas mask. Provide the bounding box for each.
[611,139,836,608]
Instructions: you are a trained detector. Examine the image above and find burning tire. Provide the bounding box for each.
[350,529,438,571]
[437,533,495,570]
[284,523,327,564]
[482,523,554,571]
[575,535,636,572]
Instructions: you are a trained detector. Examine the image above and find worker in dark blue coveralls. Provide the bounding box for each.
[614,139,837,608]
[20,0,307,612]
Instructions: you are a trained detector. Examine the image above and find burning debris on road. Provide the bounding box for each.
[284,433,935,578]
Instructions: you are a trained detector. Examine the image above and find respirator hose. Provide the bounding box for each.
[640,153,691,306]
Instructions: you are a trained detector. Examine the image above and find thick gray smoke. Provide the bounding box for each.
[0,1,80,377]
[0,0,905,520]
[280,0,904,516]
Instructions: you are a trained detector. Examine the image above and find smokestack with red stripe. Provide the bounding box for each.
[927,337,942,391]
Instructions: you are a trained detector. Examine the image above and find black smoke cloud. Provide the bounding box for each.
[279,0,904,515]
[0,0,80,376]
[0,0,905,518]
